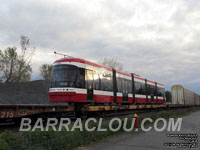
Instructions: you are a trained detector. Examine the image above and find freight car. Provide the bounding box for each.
[48,58,165,111]
[171,85,200,106]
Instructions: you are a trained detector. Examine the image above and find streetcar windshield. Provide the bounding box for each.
[51,64,85,88]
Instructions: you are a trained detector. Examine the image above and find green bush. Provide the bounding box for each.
[0,131,24,150]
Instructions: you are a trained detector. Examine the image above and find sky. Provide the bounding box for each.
[0,0,200,93]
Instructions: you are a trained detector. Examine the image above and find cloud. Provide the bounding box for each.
[0,0,200,93]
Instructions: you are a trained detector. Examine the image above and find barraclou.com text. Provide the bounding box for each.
[19,117,182,132]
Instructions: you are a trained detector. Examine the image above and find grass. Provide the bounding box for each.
[0,107,199,150]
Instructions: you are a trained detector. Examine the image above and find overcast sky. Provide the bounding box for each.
[0,0,200,92]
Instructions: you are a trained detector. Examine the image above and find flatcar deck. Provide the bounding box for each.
[0,104,74,119]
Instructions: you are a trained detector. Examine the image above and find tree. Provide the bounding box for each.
[40,64,53,80]
[99,58,123,71]
[0,47,32,82]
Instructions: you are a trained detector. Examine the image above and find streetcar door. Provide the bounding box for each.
[122,79,128,102]
[123,92,128,102]
[86,69,94,102]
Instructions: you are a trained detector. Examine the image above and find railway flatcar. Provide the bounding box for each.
[171,85,200,106]
[48,58,165,105]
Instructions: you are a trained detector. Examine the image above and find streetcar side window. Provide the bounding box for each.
[147,85,155,95]
[76,68,85,88]
[116,77,122,92]
[147,84,150,95]
[122,79,132,94]
[127,79,132,93]
[135,81,146,95]
[157,87,165,97]
[100,71,113,91]
[154,86,157,95]
[122,78,126,93]
[94,72,101,90]
[85,69,94,89]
